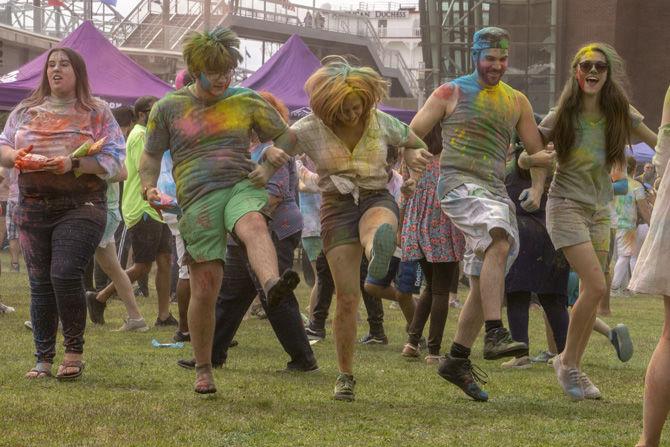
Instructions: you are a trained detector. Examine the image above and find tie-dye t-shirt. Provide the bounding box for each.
[290,109,410,193]
[613,177,645,230]
[438,73,521,199]
[144,86,289,210]
[539,107,643,209]
[0,96,125,200]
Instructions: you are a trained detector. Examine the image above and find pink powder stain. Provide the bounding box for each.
[435,83,455,101]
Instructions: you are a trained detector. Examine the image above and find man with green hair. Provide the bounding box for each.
[410,27,549,401]
[139,26,300,394]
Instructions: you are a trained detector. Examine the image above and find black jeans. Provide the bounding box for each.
[211,231,315,367]
[407,260,459,355]
[19,198,106,363]
[506,291,569,354]
[310,251,384,337]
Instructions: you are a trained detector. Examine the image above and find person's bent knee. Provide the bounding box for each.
[236,213,269,242]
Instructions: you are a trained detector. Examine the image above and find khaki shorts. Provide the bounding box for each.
[178,179,268,265]
[546,197,610,271]
[440,183,519,277]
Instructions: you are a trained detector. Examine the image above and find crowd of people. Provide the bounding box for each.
[1,24,669,446]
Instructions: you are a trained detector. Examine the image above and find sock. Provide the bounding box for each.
[449,342,471,359]
[485,320,503,333]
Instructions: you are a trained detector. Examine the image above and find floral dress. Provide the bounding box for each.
[401,158,465,263]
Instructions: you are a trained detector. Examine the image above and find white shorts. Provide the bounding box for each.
[440,183,519,277]
[165,214,189,280]
[615,228,639,258]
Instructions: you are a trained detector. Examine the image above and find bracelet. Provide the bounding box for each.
[70,156,81,171]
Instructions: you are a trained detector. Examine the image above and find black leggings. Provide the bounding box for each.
[407,259,459,355]
[506,291,569,354]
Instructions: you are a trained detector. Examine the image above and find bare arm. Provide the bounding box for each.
[139,150,163,201]
[632,122,658,149]
[0,145,16,169]
[637,197,652,224]
[515,92,548,211]
[409,83,457,138]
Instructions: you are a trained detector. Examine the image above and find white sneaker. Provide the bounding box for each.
[580,372,602,399]
[0,303,15,313]
[114,318,150,332]
[501,355,532,369]
[553,355,584,401]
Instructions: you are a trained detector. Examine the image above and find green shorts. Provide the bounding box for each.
[178,179,268,264]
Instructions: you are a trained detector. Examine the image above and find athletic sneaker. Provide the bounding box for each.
[281,359,320,373]
[402,343,420,358]
[359,333,388,345]
[305,326,325,342]
[580,372,602,400]
[367,223,395,280]
[501,355,532,369]
[114,318,150,332]
[155,313,179,327]
[173,330,191,342]
[0,302,15,313]
[553,354,584,401]
[24,320,33,331]
[85,291,106,325]
[483,327,528,360]
[437,355,488,402]
[333,373,356,401]
[266,269,301,308]
[530,350,556,364]
[610,323,633,362]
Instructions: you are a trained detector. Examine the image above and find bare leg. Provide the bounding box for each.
[543,312,558,354]
[308,260,318,319]
[155,252,172,320]
[188,261,223,368]
[396,291,416,326]
[97,262,151,303]
[176,278,190,333]
[593,317,611,338]
[560,242,607,369]
[9,239,20,266]
[479,229,510,321]
[453,276,484,348]
[598,271,612,316]
[326,244,363,374]
[94,243,142,320]
[235,212,279,288]
[637,296,670,447]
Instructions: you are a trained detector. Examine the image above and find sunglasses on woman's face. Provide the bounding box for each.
[578,61,608,74]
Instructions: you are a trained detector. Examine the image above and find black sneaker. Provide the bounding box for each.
[483,327,528,360]
[266,269,301,307]
[359,333,388,345]
[280,359,320,373]
[173,330,191,342]
[305,326,325,341]
[85,291,106,325]
[155,313,179,327]
[437,355,489,402]
[134,286,148,298]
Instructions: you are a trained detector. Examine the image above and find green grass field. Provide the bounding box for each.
[0,257,666,447]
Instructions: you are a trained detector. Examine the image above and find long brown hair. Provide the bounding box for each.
[18,47,98,113]
[551,43,631,168]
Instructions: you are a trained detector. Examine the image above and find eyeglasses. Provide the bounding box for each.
[202,70,234,81]
[578,61,608,74]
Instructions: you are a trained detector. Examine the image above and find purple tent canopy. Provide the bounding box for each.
[0,21,173,110]
[627,142,655,164]
[241,34,416,124]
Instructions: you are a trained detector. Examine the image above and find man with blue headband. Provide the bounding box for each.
[409,27,552,401]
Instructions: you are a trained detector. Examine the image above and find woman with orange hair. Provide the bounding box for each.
[276,57,431,401]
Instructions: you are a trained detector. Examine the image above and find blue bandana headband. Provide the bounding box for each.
[472,27,510,51]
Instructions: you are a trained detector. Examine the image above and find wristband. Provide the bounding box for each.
[70,156,81,171]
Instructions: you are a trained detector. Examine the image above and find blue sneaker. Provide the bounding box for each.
[610,323,633,362]
[367,223,395,280]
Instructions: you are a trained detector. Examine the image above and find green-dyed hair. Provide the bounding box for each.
[182,26,243,77]
[305,56,389,127]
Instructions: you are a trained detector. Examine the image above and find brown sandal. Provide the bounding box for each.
[194,364,217,394]
[56,360,85,381]
[26,362,52,379]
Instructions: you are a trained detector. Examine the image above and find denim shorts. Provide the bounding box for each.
[365,256,422,294]
[99,208,121,248]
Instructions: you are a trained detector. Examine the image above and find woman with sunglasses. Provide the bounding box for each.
[0,48,125,380]
[535,43,657,400]
[629,84,670,447]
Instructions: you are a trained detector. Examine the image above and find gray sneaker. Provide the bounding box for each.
[530,350,556,364]
[0,302,15,313]
[579,372,601,400]
[334,373,356,401]
[553,355,584,401]
[114,318,150,332]
[610,323,633,362]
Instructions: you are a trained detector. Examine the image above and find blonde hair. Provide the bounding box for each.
[305,56,388,127]
[259,91,290,123]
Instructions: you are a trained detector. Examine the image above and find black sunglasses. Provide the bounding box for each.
[578,61,608,74]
